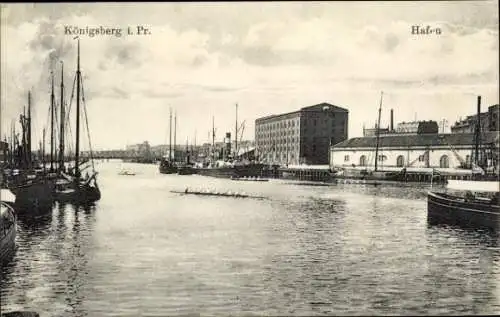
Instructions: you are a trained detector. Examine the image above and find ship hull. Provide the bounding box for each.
[338,169,404,181]
[1,202,17,263]
[177,166,196,175]
[9,180,55,215]
[159,166,178,174]
[55,184,101,205]
[427,191,500,230]
[195,164,266,179]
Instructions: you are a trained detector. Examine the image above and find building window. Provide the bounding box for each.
[344,155,350,162]
[396,155,405,167]
[360,155,367,166]
[418,155,425,162]
[378,155,387,161]
[440,155,449,168]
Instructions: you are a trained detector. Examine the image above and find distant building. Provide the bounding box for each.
[451,104,499,133]
[330,132,499,172]
[125,141,152,161]
[362,109,438,136]
[488,104,499,131]
[451,113,490,134]
[363,127,390,137]
[255,102,348,165]
[363,121,439,136]
[396,120,439,134]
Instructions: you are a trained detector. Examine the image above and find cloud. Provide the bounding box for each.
[1,3,498,149]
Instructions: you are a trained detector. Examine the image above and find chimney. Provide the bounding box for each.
[477,95,481,117]
[390,109,394,132]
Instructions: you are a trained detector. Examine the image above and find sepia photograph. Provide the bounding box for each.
[0,1,499,316]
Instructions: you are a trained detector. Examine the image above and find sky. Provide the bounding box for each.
[1,1,498,151]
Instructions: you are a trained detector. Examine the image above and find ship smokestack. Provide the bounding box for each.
[477,96,481,117]
[390,108,394,132]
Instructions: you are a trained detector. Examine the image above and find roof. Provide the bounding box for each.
[333,132,499,149]
[256,102,348,122]
[301,103,348,113]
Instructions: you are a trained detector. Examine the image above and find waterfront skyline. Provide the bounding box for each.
[1,2,498,150]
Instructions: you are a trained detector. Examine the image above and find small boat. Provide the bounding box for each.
[170,189,266,199]
[230,176,269,182]
[1,197,17,263]
[118,170,136,176]
[2,312,40,317]
[427,180,499,230]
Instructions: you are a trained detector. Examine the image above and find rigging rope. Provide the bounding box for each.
[65,74,77,160]
[80,75,95,172]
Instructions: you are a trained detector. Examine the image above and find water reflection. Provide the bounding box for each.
[16,212,52,240]
[423,225,500,314]
[1,162,499,316]
[1,201,97,315]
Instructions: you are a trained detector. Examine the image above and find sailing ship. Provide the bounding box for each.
[338,92,405,182]
[176,136,197,175]
[427,95,500,230]
[194,104,266,179]
[1,189,16,263]
[159,108,178,174]
[54,38,100,205]
[4,92,55,213]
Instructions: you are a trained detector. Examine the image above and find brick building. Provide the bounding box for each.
[451,104,499,133]
[255,102,348,165]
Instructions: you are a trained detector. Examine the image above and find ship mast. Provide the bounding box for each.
[235,103,238,159]
[474,95,481,168]
[169,108,172,161]
[212,116,215,161]
[42,128,46,172]
[59,61,65,172]
[75,38,81,178]
[50,72,55,172]
[27,91,32,168]
[174,111,177,162]
[374,91,383,172]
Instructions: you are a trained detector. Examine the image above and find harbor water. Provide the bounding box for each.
[1,161,499,316]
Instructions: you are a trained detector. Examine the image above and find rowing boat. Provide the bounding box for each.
[170,190,265,199]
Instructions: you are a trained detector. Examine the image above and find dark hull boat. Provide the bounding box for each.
[159,159,177,174]
[55,173,100,205]
[195,163,266,179]
[177,165,196,175]
[55,184,101,205]
[336,169,405,182]
[427,191,499,230]
[8,178,55,214]
[230,176,269,182]
[1,201,17,263]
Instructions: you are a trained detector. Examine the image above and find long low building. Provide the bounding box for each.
[329,132,499,172]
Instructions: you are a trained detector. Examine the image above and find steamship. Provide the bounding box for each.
[195,132,266,179]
